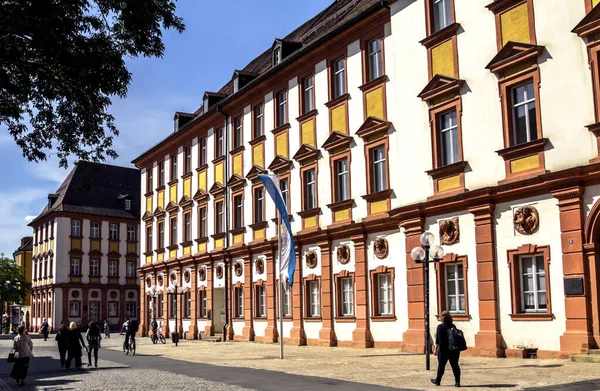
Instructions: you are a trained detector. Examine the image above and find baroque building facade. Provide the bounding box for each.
[13,236,33,329]
[29,162,140,332]
[134,0,600,357]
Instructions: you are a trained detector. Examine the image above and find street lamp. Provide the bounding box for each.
[410,231,445,371]
[166,281,186,346]
[149,285,158,322]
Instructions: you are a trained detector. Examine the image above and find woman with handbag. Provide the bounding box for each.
[65,322,86,369]
[86,322,102,368]
[10,325,33,386]
[55,324,69,370]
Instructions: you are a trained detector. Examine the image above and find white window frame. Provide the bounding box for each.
[70,258,80,276]
[199,291,207,318]
[304,169,316,210]
[511,81,537,146]
[91,222,100,239]
[108,260,118,277]
[302,76,314,114]
[200,138,207,165]
[372,146,387,193]
[200,207,207,238]
[125,199,132,211]
[433,0,452,33]
[126,261,136,278]
[340,277,354,317]
[234,194,243,229]
[71,220,81,237]
[309,280,320,317]
[236,288,244,318]
[108,302,118,317]
[126,302,136,318]
[377,273,393,316]
[254,187,264,224]
[234,117,243,149]
[277,91,288,126]
[439,109,459,166]
[335,158,349,202]
[520,254,547,313]
[333,58,346,99]
[254,105,264,138]
[216,202,224,233]
[184,212,192,242]
[216,128,224,157]
[90,259,99,277]
[280,178,289,210]
[282,283,291,317]
[170,217,177,245]
[367,37,383,82]
[89,301,99,322]
[109,223,118,240]
[445,263,465,314]
[185,146,192,174]
[257,285,266,317]
[127,226,136,242]
[70,301,81,317]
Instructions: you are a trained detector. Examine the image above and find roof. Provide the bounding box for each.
[14,237,33,253]
[28,162,141,226]
[133,0,385,166]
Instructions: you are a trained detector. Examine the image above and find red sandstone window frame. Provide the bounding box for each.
[169,216,177,247]
[108,301,119,317]
[490,0,537,51]
[254,281,267,319]
[233,116,243,149]
[361,30,385,84]
[234,284,244,319]
[334,270,356,321]
[89,257,101,277]
[424,0,456,36]
[198,205,208,239]
[170,153,178,181]
[146,166,153,193]
[435,253,470,321]
[507,244,553,321]
[158,161,165,187]
[199,137,208,167]
[183,210,192,243]
[253,103,264,139]
[197,288,207,319]
[69,300,81,317]
[157,294,164,318]
[126,301,136,318]
[304,274,322,320]
[370,266,396,321]
[232,191,244,230]
[275,89,289,128]
[183,291,191,318]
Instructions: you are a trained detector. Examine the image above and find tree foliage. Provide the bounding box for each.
[0,0,185,167]
[0,257,31,305]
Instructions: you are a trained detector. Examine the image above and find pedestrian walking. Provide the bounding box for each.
[10,325,33,386]
[103,319,110,339]
[431,311,463,387]
[86,322,102,368]
[41,319,49,341]
[65,322,86,369]
[55,324,69,370]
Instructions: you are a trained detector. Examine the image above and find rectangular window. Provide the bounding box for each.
[216,201,224,234]
[433,0,452,33]
[445,264,465,313]
[254,187,264,224]
[234,194,243,229]
[277,90,288,127]
[283,284,291,317]
[126,261,136,278]
[170,294,177,318]
[70,258,80,276]
[256,285,266,317]
[520,255,546,312]
[89,301,99,322]
[159,161,165,187]
[157,221,164,248]
[185,291,191,318]
[198,291,207,318]
[371,146,387,193]
[340,277,354,317]
[171,154,177,181]
[147,167,153,192]
[377,273,393,316]
[511,81,537,146]
[335,158,349,202]
[439,110,459,166]
[157,294,164,318]
[70,301,81,317]
[216,128,224,158]
[302,76,315,114]
[108,260,118,277]
[367,37,383,82]
[274,46,281,65]
[309,281,320,317]
[200,137,207,166]
[71,220,81,237]
[254,105,264,138]
[184,212,192,242]
[126,302,136,318]
[235,287,244,318]
[146,226,153,252]
[108,302,118,317]
[127,226,136,242]
[332,58,346,99]
[199,207,207,238]
[185,146,192,174]
[280,178,289,212]
[170,217,177,245]
[303,169,316,210]
[90,259,99,277]
[125,199,131,211]
[233,117,243,149]
[109,223,118,240]
[91,223,100,239]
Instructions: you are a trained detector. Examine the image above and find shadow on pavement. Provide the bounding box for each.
[524,379,600,391]
[460,385,517,389]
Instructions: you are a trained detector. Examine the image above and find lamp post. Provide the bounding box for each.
[166,281,185,346]
[410,231,445,371]
[149,285,158,322]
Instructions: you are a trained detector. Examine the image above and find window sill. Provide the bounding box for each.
[296,109,318,123]
[144,191,154,197]
[167,179,178,187]
[325,93,351,109]
[270,215,293,224]
[297,207,321,219]
[510,313,554,321]
[371,315,397,322]
[334,316,356,323]
[195,237,209,244]
[211,156,225,165]
[230,227,246,236]
[359,75,388,92]
[248,221,268,231]
[426,161,468,180]
[179,241,193,247]
[420,22,461,49]
[254,317,268,322]
[326,199,354,212]
[304,317,322,322]
[437,313,470,322]
[361,189,392,203]
[211,232,226,240]
[196,164,209,173]
[229,145,245,155]
[248,134,267,147]
[271,123,291,135]
[166,244,178,251]
[181,172,193,180]
[496,138,548,160]
[143,251,154,257]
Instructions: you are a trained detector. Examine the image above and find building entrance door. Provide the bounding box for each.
[213,288,225,332]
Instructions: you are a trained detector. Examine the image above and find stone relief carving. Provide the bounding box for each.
[128,291,135,299]
[234,261,243,277]
[374,237,389,259]
[255,258,265,274]
[183,269,191,283]
[216,265,224,279]
[198,267,206,282]
[145,276,152,287]
[513,205,540,235]
[306,250,318,269]
[109,291,117,299]
[157,275,163,287]
[439,217,460,245]
[91,291,99,299]
[337,244,351,265]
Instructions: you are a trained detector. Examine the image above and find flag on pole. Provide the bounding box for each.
[258,174,296,285]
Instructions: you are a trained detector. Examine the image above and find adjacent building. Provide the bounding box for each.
[13,236,33,328]
[134,0,600,358]
[28,162,140,332]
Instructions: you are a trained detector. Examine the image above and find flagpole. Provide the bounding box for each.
[278,175,284,360]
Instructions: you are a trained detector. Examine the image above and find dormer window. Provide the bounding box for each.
[125,199,131,211]
[274,46,282,66]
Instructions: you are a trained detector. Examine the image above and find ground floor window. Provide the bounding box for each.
[235,287,244,318]
[307,280,320,318]
[89,301,99,322]
[126,302,136,318]
[198,291,207,318]
[157,294,164,318]
[69,301,81,317]
[185,291,191,318]
[108,302,118,317]
[255,285,266,318]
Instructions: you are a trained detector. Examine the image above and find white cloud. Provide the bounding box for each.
[0,188,48,256]
[25,158,70,185]
[24,215,36,224]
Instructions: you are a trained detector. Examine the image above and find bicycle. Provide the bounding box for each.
[151,328,166,344]
[123,334,136,356]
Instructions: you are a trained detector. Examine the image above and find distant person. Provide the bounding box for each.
[86,322,102,368]
[55,324,69,370]
[10,325,33,386]
[65,322,86,369]
[103,319,110,339]
[41,319,49,341]
[431,311,462,387]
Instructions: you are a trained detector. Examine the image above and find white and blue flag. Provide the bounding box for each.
[258,174,296,286]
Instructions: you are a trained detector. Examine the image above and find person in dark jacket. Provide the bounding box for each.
[65,322,86,369]
[86,322,102,368]
[41,319,49,341]
[55,324,69,370]
[431,311,461,387]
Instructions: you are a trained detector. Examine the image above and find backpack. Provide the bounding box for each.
[129,320,139,333]
[447,326,467,352]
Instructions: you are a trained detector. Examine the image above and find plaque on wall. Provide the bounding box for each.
[564,278,584,296]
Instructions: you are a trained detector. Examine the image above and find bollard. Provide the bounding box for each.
[171,331,179,346]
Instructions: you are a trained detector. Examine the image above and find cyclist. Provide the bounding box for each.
[124,319,138,354]
[150,319,158,343]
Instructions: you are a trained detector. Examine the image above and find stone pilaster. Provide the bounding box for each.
[264,251,278,342]
[242,256,255,341]
[204,263,214,337]
[318,240,336,347]
[188,266,198,339]
[401,217,425,353]
[351,234,372,348]
[290,242,306,345]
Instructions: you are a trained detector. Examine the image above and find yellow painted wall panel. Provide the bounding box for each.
[334,209,350,222]
[183,177,191,198]
[233,234,244,244]
[183,245,191,255]
[158,252,164,262]
[331,105,347,134]
[127,243,136,254]
[301,119,315,146]
[169,249,177,259]
[198,242,207,253]
[254,229,265,240]
[50,239,54,251]
[437,175,461,192]
[253,143,264,168]
[276,132,288,158]
[109,242,119,253]
[304,216,317,228]
[169,184,177,203]
[510,154,540,173]
[146,196,152,212]
[198,170,207,192]
[146,256,152,264]
[431,40,455,77]
[71,238,81,250]
[594,0,600,7]
[215,238,224,248]
[157,191,164,209]
[365,87,384,119]
[91,241,100,251]
[370,200,388,214]
[215,162,224,184]
[501,3,530,46]
[233,153,243,176]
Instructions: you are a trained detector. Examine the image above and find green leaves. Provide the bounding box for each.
[0,258,31,305]
[0,0,185,167]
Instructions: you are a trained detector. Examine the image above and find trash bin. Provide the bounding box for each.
[171,331,179,346]
[199,331,205,340]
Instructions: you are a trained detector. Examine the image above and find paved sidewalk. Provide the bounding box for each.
[103,337,600,390]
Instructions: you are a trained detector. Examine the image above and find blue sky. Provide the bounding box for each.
[0,0,332,256]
